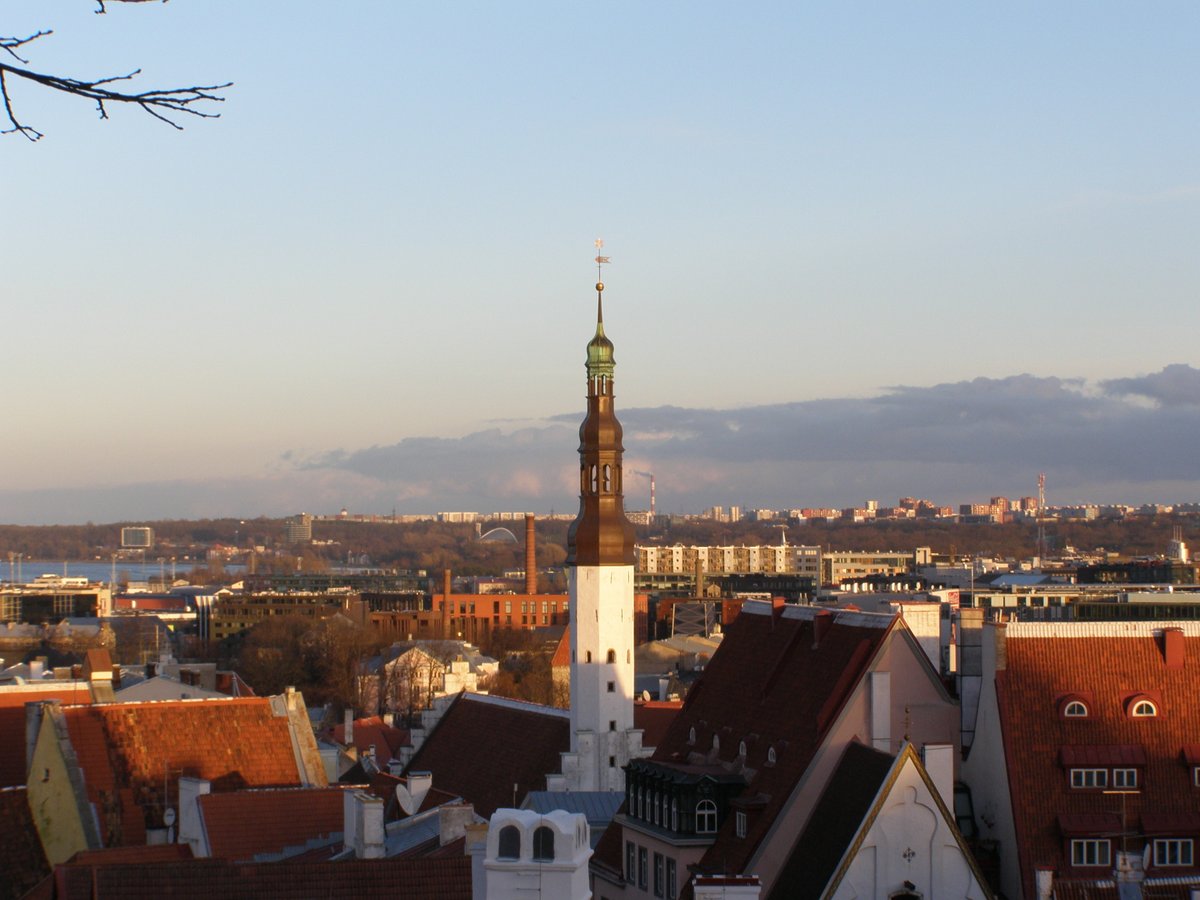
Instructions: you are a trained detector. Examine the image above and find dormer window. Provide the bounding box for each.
[1132,699,1158,717]
[688,726,696,745]
[738,741,747,759]
[1064,700,1088,718]
[712,735,720,752]
[1070,768,1108,789]
[766,747,777,766]
[696,800,717,834]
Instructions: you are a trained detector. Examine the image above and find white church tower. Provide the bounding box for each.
[549,251,644,793]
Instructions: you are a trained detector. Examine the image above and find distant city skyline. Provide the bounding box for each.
[2,3,1197,524]
[0,364,1197,524]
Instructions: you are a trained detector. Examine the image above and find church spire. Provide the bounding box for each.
[567,242,636,567]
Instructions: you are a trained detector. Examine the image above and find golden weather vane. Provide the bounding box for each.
[594,238,610,290]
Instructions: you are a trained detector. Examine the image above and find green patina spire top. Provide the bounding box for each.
[587,239,615,378]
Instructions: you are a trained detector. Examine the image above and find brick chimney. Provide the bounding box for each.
[442,568,452,639]
[525,514,537,595]
[1163,627,1185,669]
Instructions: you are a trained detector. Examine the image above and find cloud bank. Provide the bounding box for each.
[1,367,1197,524]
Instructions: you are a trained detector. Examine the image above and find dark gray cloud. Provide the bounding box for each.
[2,367,1196,524]
[1100,364,1200,407]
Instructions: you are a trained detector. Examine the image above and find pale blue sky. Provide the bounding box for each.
[2,2,1197,521]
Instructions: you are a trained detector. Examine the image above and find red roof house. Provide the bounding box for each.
[26,691,325,865]
[962,621,1200,899]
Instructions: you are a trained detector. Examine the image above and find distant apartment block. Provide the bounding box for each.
[822,548,931,586]
[0,575,112,623]
[120,526,154,549]
[284,513,313,544]
[636,543,821,581]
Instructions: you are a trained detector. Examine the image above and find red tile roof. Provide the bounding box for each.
[996,623,1200,898]
[617,603,896,897]
[403,693,569,816]
[330,715,410,768]
[199,787,350,860]
[0,786,50,900]
[58,697,304,846]
[0,685,94,787]
[633,699,683,749]
[41,856,472,900]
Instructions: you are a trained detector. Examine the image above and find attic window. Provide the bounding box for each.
[688,727,696,745]
[766,747,777,766]
[1064,700,1088,718]
[712,735,720,752]
[1132,699,1158,717]
[738,741,747,759]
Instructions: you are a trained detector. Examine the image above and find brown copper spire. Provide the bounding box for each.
[566,258,636,567]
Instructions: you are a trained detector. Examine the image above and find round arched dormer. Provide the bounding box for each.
[532,825,555,861]
[497,824,520,860]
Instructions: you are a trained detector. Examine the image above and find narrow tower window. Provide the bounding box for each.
[603,464,612,492]
[607,649,616,664]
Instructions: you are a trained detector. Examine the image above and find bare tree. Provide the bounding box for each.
[1,1,229,141]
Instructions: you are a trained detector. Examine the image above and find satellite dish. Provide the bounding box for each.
[163,808,176,827]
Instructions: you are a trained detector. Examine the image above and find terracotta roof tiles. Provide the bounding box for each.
[996,623,1200,897]
[403,693,568,816]
[619,603,895,897]
[0,685,93,787]
[0,786,50,900]
[59,697,304,846]
[199,787,350,860]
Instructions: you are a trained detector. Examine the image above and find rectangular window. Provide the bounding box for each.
[1070,768,1108,788]
[654,852,664,897]
[504,601,511,614]
[1112,768,1138,788]
[1193,767,1200,787]
[1154,839,1194,867]
[666,859,677,900]
[639,847,648,889]
[626,841,636,883]
[1071,839,1111,867]
[607,681,615,693]
[735,810,747,838]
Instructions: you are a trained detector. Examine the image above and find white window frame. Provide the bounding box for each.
[625,840,636,883]
[666,858,677,900]
[1064,700,1088,717]
[1070,768,1108,788]
[1112,768,1138,788]
[696,800,718,834]
[1071,839,1111,867]
[735,810,747,838]
[1132,699,1158,717]
[1154,839,1193,867]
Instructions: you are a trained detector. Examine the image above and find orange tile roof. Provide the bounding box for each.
[996,624,1200,897]
[199,787,350,860]
[0,685,94,787]
[58,697,304,846]
[0,786,50,900]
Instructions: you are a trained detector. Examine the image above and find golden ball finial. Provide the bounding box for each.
[596,281,604,292]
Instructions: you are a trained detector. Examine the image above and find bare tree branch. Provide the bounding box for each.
[1,5,229,141]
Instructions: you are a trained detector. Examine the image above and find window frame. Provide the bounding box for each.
[696,799,718,834]
[1112,768,1138,789]
[735,810,747,838]
[1132,699,1158,717]
[1153,838,1194,867]
[1063,700,1088,717]
[626,840,636,884]
[1070,838,1111,867]
[638,846,648,889]
[1070,768,1108,789]
[653,851,665,898]
[666,858,677,900]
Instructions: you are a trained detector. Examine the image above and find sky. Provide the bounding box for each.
[2,2,1197,524]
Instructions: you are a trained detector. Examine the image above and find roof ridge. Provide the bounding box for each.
[1006,620,1200,638]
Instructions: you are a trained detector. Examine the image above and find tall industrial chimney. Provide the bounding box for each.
[442,568,452,639]
[525,514,537,595]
